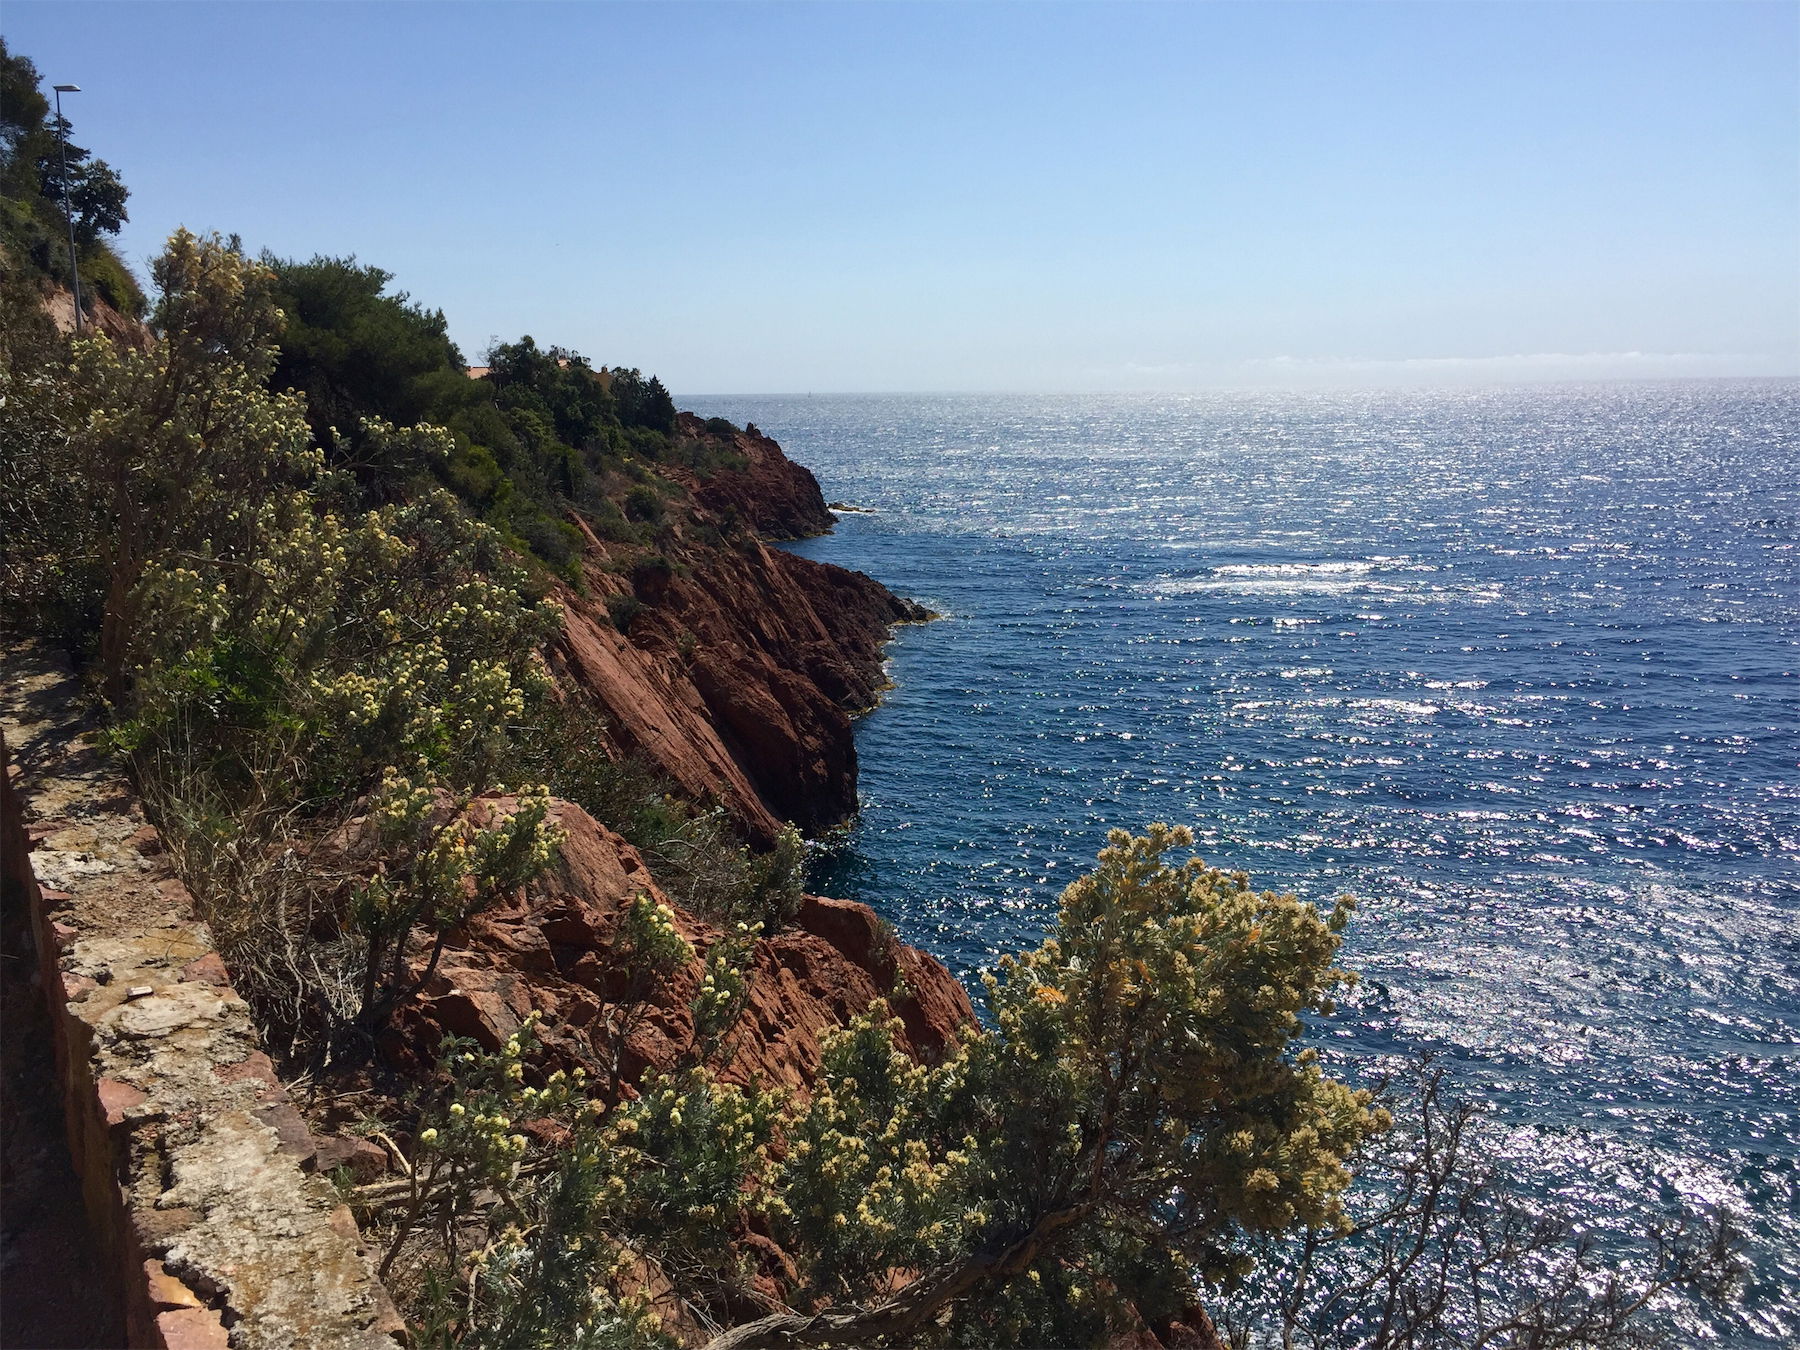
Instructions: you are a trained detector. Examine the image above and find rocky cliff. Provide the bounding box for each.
[43,286,148,347]
[396,416,965,1081]
[664,412,838,541]
[549,416,927,843]
[385,796,974,1095]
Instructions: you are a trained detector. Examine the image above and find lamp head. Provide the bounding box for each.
[53,84,80,92]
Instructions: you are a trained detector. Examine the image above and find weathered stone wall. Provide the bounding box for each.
[1,647,402,1350]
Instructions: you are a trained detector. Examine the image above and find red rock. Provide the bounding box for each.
[666,413,837,541]
[60,971,97,1000]
[741,1230,800,1297]
[180,952,230,987]
[213,1051,286,1105]
[155,1306,231,1350]
[387,800,972,1096]
[255,1101,317,1162]
[546,422,927,845]
[98,1076,148,1127]
[795,895,891,973]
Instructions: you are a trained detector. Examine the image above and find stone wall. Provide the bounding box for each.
[1,647,403,1350]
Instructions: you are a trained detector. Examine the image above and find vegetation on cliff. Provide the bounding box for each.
[0,38,142,317]
[378,828,1377,1350]
[262,251,740,579]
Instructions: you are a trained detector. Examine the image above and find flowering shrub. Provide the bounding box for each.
[376,827,1380,1350]
[617,891,695,972]
[671,825,1379,1348]
[606,1068,782,1280]
[119,463,562,804]
[3,230,569,1054]
[353,776,564,1028]
[689,920,759,1056]
[389,1020,680,1350]
[774,1008,977,1299]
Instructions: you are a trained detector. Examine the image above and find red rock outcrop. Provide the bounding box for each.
[386,797,973,1094]
[548,425,926,843]
[666,412,837,540]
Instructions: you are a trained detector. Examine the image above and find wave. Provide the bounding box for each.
[1142,556,1453,598]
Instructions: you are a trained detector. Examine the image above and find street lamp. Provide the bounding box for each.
[52,83,82,333]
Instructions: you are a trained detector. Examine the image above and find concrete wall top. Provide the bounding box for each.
[2,646,404,1350]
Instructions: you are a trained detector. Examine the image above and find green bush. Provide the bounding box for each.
[0,269,101,649]
[373,827,1377,1350]
[604,592,643,632]
[622,483,664,524]
[504,508,582,574]
[79,240,145,316]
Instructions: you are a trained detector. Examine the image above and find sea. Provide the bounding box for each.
[683,382,1799,1343]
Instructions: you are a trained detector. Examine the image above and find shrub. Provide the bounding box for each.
[370,827,1378,1350]
[604,592,643,633]
[79,240,146,317]
[664,435,748,478]
[0,270,101,649]
[9,230,566,1058]
[377,1022,684,1350]
[506,509,582,574]
[623,483,664,524]
[350,778,562,1030]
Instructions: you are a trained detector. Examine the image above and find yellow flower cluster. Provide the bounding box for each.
[619,892,694,971]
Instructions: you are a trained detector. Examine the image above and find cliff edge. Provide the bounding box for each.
[549,416,926,843]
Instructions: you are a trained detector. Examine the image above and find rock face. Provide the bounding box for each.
[549,423,927,843]
[667,412,837,541]
[387,798,974,1093]
[42,284,151,350]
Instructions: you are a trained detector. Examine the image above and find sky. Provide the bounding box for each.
[6,1,1797,394]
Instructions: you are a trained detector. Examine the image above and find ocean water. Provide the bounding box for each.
[683,383,1799,1341]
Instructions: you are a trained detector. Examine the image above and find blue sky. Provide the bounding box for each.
[6,1,1796,393]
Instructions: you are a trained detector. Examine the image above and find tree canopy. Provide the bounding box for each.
[0,38,139,313]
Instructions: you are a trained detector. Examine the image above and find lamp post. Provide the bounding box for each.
[52,83,82,333]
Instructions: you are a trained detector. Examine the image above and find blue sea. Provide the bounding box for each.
[684,383,1799,1342]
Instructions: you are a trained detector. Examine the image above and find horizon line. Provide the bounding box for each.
[674,372,1800,400]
